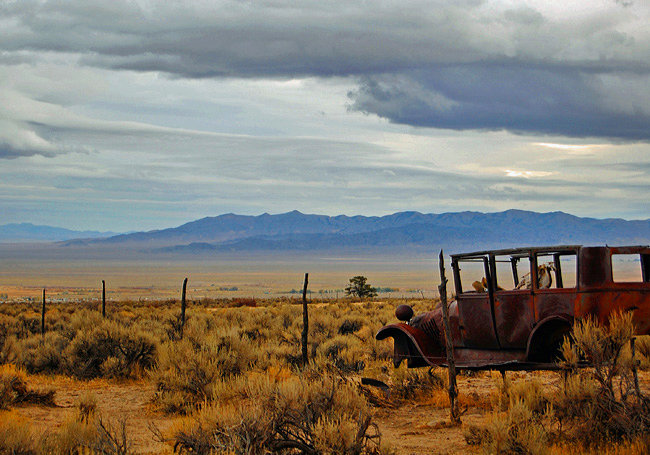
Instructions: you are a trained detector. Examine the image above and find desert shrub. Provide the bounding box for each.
[470,312,650,453]
[338,319,363,335]
[162,312,185,341]
[310,313,337,340]
[55,310,104,341]
[226,298,257,308]
[171,374,390,455]
[65,320,157,379]
[0,365,28,409]
[467,376,552,453]
[152,339,221,414]
[8,314,157,379]
[271,344,304,367]
[92,418,132,455]
[555,312,650,444]
[15,313,41,339]
[0,364,55,409]
[0,314,17,362]
[14,332,67,374]
[318,336,366,373]
[365,329,393,363]
[153,325,259,414]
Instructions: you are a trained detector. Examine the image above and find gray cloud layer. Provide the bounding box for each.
[348,65,650,140]
[2,122,647,230]
[0,1,648,229]
[2,0,649,140]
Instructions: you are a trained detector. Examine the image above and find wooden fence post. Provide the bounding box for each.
[439,250,460,424]
[41,288,46,337]
[301,273,309,367]
[180,277,188,339]
[631,337,641,399]
[102,280,106,318]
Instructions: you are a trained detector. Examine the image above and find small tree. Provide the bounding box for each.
[345,276,377,298]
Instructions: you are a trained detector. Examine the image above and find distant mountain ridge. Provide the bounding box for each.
[62,210,650,254]
[0,223,118,243]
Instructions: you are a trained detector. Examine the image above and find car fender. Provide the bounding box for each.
[376,323,444,368]
[525,315,573,362]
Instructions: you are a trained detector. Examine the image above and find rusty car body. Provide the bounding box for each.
[376,245,650,370]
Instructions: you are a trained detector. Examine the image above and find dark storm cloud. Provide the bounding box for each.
[347,65,650,140]
[1,1,489,77]
[1,0,649,139]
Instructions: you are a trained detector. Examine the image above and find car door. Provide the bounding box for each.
[493,254,535,349]
[455,257,500,349]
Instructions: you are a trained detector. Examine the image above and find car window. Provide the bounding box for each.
[494,255,531,291]
[534,252,577,289]
[456,259,489,293]
[557,254,577,288]
[612,254,645,282]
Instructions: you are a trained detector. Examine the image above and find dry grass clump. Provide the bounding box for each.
[77,391,98,423]
[170,373,392,455]
[1,392,132,455]
[0,412,37,455]
[465,399,548,455]
[390,366,446,401]
[40,415,132,455]
[0,414,133,455]
[549,437,650,455]
[465,375,550,454]
[466,312,650,454]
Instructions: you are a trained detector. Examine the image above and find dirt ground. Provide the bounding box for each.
[13,376,173,454]
[11,371,510,454]
[12,370,650,454]
[375,405,483,454]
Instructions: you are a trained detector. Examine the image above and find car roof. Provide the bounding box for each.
[451,245,650,261]
[451,245,582,260]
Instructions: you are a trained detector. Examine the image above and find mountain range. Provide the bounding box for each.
[55,210,650,254]
[0,223,119,243]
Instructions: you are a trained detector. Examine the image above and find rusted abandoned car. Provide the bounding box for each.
[377,245,650,369]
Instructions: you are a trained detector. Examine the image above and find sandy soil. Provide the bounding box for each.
[13,376,174,454]
[12,370,505,454]
[11,370,650,454]
[375,405,484,455]
[373,371,509,455]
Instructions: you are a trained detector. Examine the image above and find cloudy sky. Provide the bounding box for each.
[1,0,648,231]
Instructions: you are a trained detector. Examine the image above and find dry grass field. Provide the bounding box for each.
[1,294,649,454]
